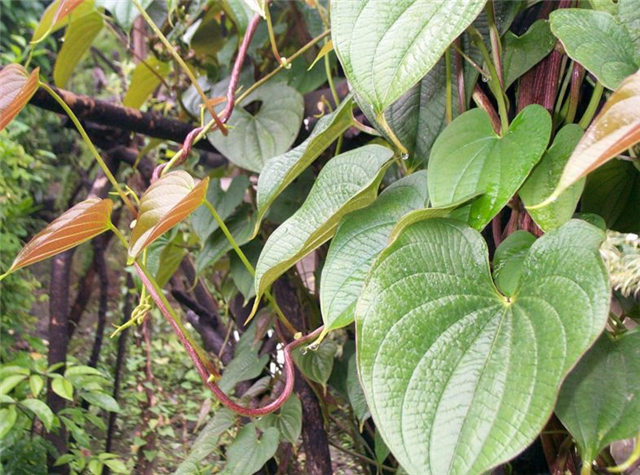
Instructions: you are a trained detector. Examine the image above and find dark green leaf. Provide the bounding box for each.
[222,424,279,475]
[492,230,536,297]
[256,394,302,444]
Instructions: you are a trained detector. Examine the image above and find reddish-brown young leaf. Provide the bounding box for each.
[539,69,640,206]
[0,65,40,131]
[128,171,209,261]
[31,0,89,43]
[1,198,113,279]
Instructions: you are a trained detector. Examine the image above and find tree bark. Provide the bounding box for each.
[46,251,73,474]
[274,276,333,475]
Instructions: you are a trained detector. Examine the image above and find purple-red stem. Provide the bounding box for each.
[134,262,322,417]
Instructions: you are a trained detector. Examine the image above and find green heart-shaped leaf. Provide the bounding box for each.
[253,144,393,310]
[428,105,552,230]
[320,172,429,334]
[550,9,639,90]
[520,124,585,232]
[502,20,557,89]
[208,82,304,173]
[356,219,610,475]
[256,394,302,444]
[222,424,279,475]
[556,331,640,465]
[255,95,354,236]
[331,0,487,115]
[129,171,209,261]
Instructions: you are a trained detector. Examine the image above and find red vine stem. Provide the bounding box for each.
[134,261,323,416]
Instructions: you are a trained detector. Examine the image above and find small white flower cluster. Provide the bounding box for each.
[601,231,640,298]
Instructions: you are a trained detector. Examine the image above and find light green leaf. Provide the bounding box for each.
[320,172,429,333]
[550,9,639,90]
[582,160,640,234]
[230,241,261,303]
[388,192,483,245]
[0,406,17,438]
[155,233,186,288]
[619,0,640,55]
[195,204,256,273]
[331,0,487,115]
[556,331,640,464]
[96,0,153,30]
[292,339,338,388]
[65,365,105,378]
[0,374,27,396]
[52,377,74,401]
[253,145,393,309]
[256,394,302,444]
[492,230,536,297]
[0,366,29,378]
[347,353,370,423]
[520,124,585,231]
[174,408,236,475]
[29,375,44,398]
[428,105,552,230]
[123,56,171,109]
[255,96,355,236]
[21,398,55,431]
[53,11,104,88]
[31,0,96,44]
[541,69,640,203]
[129,171,209,261]
[356,219,610,475]
[80,392,120,413]
[502,20,557,89]
[208,82,304,173]
[587,0,619,15]
[222,424,279,475]
[103,459,128,474]
[242,0,266,18]
[192,175,250,242]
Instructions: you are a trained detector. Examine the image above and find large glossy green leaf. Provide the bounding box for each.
[174,408,235,475]
[331,0,487,115]
[253,145,393,309]
[556,331,640,465]
[542,69,640,203]
[356,219,610,475]
[53,11,104,88]
[0,65,40,131]
[256,394,302,444]
[550,9,639,90]
[619,0,640,55]
[255,96,354,236]
[582,160,640,234]
[96,0,153,31]
[222,424,279,475]
[192,175,250,242]
[129,171,209,261]
[1,198,113,280]
[123,56,171,109]
[320,172,429,334]
[362,56,459,169]
[502,20,557,89]
[520,125,585,232]
[428,105,552,230]
[208,82,304,173]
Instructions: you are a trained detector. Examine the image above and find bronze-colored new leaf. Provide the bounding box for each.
[541,69,640,206]
[1,198,113,279]
[128,171,209,261]
[0,65,40,131]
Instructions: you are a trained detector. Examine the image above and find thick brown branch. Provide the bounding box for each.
[29,84,219,152]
